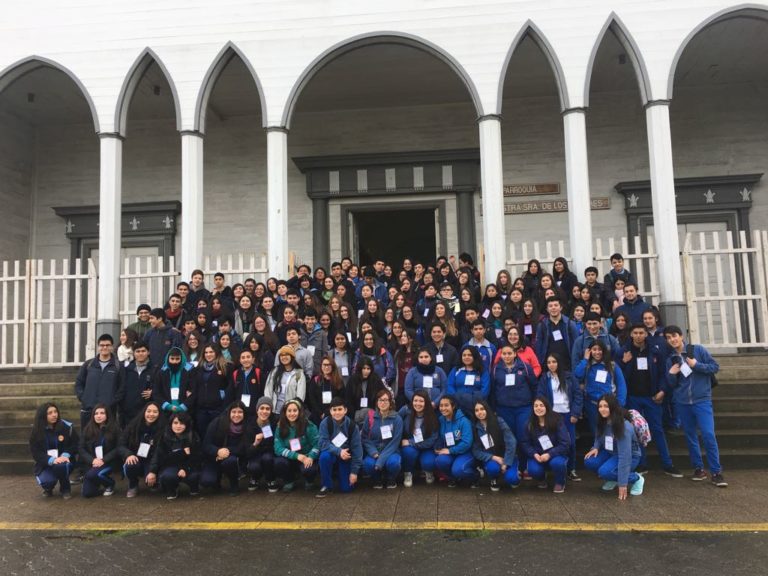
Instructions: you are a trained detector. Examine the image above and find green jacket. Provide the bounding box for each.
[274,421,320,460]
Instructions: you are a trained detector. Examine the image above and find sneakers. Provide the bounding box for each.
[316,486,331,498]
[522,471,533,481]
[490,479,500,492]
[166,489,179,500]
[424,472,435,485]
[403,472,413,488]
[553,484,565,494]
[476,466,486,479]
[228,487,240,496]
[386,479,398,489]
[41,488,53,498]
[469,479,480,489]
[447,480,457,488]
[126,487,138,498]
[691,468,708,481]
[567,470,581,482]
[248,479,259,492]
[663,466,684,478]
[373,480,384,489]
[267,481,279,493]
[711,473,728,488]
[537,481,548,490]
[601,481,618,491]
[630,475,645,496]
[189,489,200,497]
[103,486,114,497]
[61,491,72,500]
[70,474,83,485]
[282,482,295,493]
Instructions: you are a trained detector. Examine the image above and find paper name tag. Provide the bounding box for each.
[552,330,563,342]
[680,362,693,377]
[346,332,353,342]
[445,432,455,446]
[261,425,273,439]
[124,360,130,367]
[505,373,515,387]
[357,310,364,318]
[423,308,430,317]
[495,328,503,339]
[322,391,332,404]
[380,425,393,439]
[423,376,433,389]
[170,387,180,401]
[289,438,302,451]
[241,393,251,407]
[464,374,475,386]
[307,345,316,355]
[595,369,608,384]
[332,432,347,448]
[47,449,58,458]
[360,397,368,408]
[95,446,104,460]
[637,357,648,371]
[538,435,553,450]
[481,433,494,450]
[413,428,424,443]
[436,354,444,363]
[341,366,349,376]
[605,435,614,451]
[525,324,533,335]
[482,309,490,319]
[137,442,151,458]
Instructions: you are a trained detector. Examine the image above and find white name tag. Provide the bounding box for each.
[637,357,648,371]
[322,391,332,404]
[346,332,353,342]
[445,432,455,446]
[423,308,430,318]
[423,376,433,389]
[241,393,251,407]
[436,354,444,363]
[538,435,553,450]
[341,366,349,376]
[47,449,58,458]
[495,328,503,339]
[380,425,392,439]
[124,360,130,367]
[332,432,347,448]
[289,438,302,452]
[357,310,364,318]
[360,397,368,408]
[307,345,316,355]
[170,387,180,401]
[482,309,490,319]
[680,362,693,377]
[465,374,475,386]
[525,324,533,335]
[605,435,614,451]
[505,373,516,387]
[261,425,273,439]
[95,446,104,460]
[552,330,563,342]
[137,442,151,458]
[480,433,494,450]
[413,428,424,443]
[595,369,608,384]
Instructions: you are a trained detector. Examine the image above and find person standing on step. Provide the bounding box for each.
[75,333,124,432]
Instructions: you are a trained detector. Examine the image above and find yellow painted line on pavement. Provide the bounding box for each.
[0,521,767,532]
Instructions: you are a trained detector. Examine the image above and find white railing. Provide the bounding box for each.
[203,253,269,287]
[594,235,659,305]
[120,256,179,326]
[505,240,571,279]
[0,260,29,368]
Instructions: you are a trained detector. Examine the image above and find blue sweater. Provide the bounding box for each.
[570,330,622,371]
[436,409,474,455]
[398,406,438,450]
[574,359,627,406]
[447,367,490,408]
[317,415,363,474]
[520,419,570,459]
[536,371,584,418]
[362,411,403,465]
[490,358,537,408]
[592,420,641,486]
[404,366,447,404]
[471,418,517,467]
[664,344,719,405]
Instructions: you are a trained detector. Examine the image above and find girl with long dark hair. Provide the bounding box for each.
[29,402,78,498]
[520,397,570,493]
[78,403,120,498]
[471,399,519,491]
[119,401,165,497]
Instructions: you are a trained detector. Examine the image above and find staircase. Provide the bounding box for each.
[0,355,766,475]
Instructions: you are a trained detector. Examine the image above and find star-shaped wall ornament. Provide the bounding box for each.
[628,193,639,208]
[740,187,751,202]
[704,189,716,204]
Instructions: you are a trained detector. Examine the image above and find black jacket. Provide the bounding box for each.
[30,420,78,475]
[75,356,123,412]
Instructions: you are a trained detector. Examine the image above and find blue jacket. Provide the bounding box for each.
[143,324,183,367]
[318,415,363,475]
[447,367,490,414]
[615,296,652,325]
[520,419,570,459]
[404,366,447,404]
[471,418,517,467]
[425,341,460,375]
[362,411,403,465]
[353,347,396,385]
[490,358,537,408]
[664,343,719,405]
[536,371,583,418]
[465,338,497,373]
[535,315,579,365]
[398,406,438,450]
[436,409,473,455]
[570,330,621,371]
[574,359,627,406]
[619,342,665,397]
[592,419,641,486]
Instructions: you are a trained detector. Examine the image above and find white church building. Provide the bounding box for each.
[0,0,767,362]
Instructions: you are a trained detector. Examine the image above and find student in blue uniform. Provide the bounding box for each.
[78,403,120,498]
[399,390,439,487]
[362,389,403,489]
[535,296,579,371]
[29,402,78,499]
[521,397,570,493]
[574,340,627,434]
[149,411,201,500]
[404,347,447,407]
[316,397,363,497]
[447,346,490,415]
[246,397,279,492]
[190,344,231,439]
[201,401,252,495]
[471,400,519,491]
[119,401,165,498]
[434,395,476,487]
[583,394,645,499]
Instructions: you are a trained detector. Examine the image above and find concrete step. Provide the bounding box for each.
[0,370,79,384]
[0,425,33,441]
[0,441,31,459]
[645,448,768,470]
[0,396,80,411]
[712,380,768,396]
[711,396,768,412]
[0,382,75,397]
[713,412,768,429]
[0,459,31,475]
[651,429,768,450]
[715,354,768,367]
[0,410,79,426]
[715,366,768,380]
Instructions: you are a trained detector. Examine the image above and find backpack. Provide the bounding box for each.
[628,409,651,447]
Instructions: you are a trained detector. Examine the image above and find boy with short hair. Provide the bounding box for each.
[316,397,363,497]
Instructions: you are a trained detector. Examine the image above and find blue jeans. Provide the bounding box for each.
[36,462,71,493]
[247,451,275,482]
[526,456,568,485]
[401,445,437,473]
[201,456,240,489]
[496,405,532,468]
[584,399,599,436]
[319,451,355,492]
[583,450,640,486]
[81,465,114,498]
[363,454,401,481]
[483,459,520,486]
[556,411,577,472]
[676,400,721,474]
[627,395,673,468]
[435,452,476,481]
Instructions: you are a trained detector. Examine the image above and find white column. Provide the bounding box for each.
[267,127,289,279]
[645,101,685,323]
[478,115,506,283]
[562,108,594,277]
[181,131,204,279]
[97,133,123,339]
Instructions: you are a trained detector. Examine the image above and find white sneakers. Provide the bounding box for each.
[403,472,413,488]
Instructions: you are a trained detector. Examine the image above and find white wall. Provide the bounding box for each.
[0,111,33,262]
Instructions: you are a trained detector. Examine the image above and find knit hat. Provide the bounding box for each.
[136,304,152,314]
[256,396,272,410]
[277,345,296,360]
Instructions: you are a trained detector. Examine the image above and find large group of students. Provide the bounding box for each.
[30,252,727,503]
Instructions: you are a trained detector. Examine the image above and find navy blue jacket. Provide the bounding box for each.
[490,357,537,408]
[619,342,665,397]
[30,420,78,475]
[120,361,154,423]
[536,371,583,418]
[471,418,517,467]
[520,419,570,459]
[144,324,183,367]
[318,415,363,475]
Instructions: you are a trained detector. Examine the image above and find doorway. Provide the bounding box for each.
[354,208,437,267]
